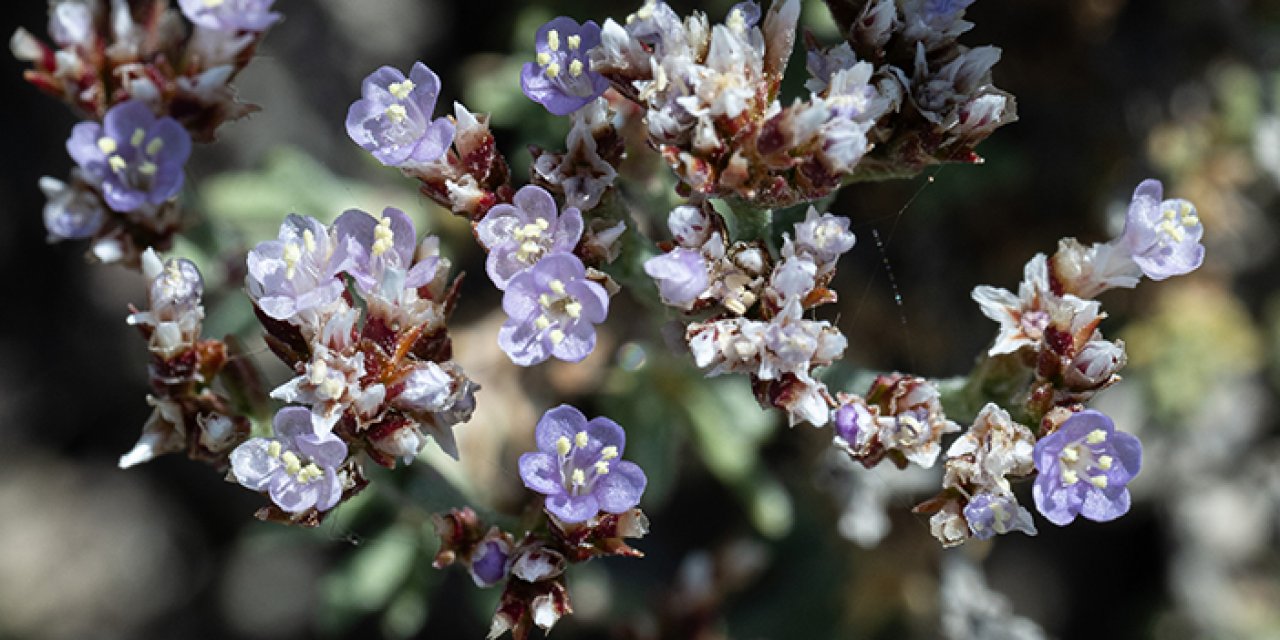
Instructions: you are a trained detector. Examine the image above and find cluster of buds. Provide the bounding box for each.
[119,248,250,469]
[649,205,853,426]
[832,373,961,470]
[13,0,279,266]
[346,62,513,220]
[912,178,1202,546]
[229,208,478,525]
[582,0,1012,208]
[433,406,649,640]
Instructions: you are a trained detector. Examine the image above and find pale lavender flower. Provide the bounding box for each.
[521,17,610,116]
[518,405,647,523]
[246,214,345,326]
[497,254,609,366]
[791,207,857,271]
[178,0,281,32]
[833,399,873,450]
[1032,410,1141,526]
[230,406,347,514]
[644,248,709,310]
[1119,179,1205,280]
[476,185,583,290]
[39,175,104,241]
[329,207,429,299]
[346,62,455,167]
[128,248,205,359]
[964,493,1036,540]
[66,100,191,212]
[758,298,847,383]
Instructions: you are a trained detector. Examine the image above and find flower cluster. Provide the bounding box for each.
[910,178,1200,546]
[119,249,249,469]
[587,0,1013,207]
[651,205,853,426]
[475,186,614,366]
[433,406,648,640]
[14,0,278,266]
[234,208,478,524]
[833,374,961,470]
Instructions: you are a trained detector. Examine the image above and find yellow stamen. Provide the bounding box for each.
[548,279,566,296]
[138,161,157,176]
[556,436,572,456]
[1182,214,1200,227]
[546,30,560,51]
[600,446,618,460]
[567,35,581,50]
[571,468,585,487]
[203,0,225,6]
[372,216,394,257]
[385,104,408,123]
[108,155,127,172]
[1060,446,1079,463]
[1086,429,1107,444]
[594,461,610,475]
[267,441,282,458]
[534,315,552,330]
[1097,455,1113,471]
[536,52,551,66]
[550,329,565,344]
[569,59,583,77]
[388,79,415,100]
[1089,475,1108,488]
[97,137,117,154]
[146,137,164,155]
[564,301,582,319]
[1061,469,1079,485]
[574,431,589,448]
[303,229,316,253]
[281,451,302,476]
[131,128,146,147]
[539,293,553,308]
[545,62,560,78]
[283,243,302,279]
[299,463,322,482]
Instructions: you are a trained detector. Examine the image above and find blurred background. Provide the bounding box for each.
[2,0,1279,638]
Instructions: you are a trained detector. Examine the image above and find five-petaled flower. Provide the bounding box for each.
[518,405,647,523]
[476,185,583,289]
[230,406,348,514]
[66,100,192,213]
[346,62,455,167]
[521,17,610,116]
[1032,410,1142,526]
[498,253,609,366]
[1119,178,1205,281]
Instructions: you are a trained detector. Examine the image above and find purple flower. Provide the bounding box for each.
[498,253,609,366]
[1032,410,1142,526]
[1119,179,1205,281]
[346,62,455,167]
[246,214,346,324]
[963,493,1036,540]
[66,100,191,212]
[178,0,281,32]
[518,405,647,523]
[329,207,439,300]
[230,406,348,514]
[644,248,709,310]
[39,175,104,241]
[476,185,583,289]
[521,17,610,116]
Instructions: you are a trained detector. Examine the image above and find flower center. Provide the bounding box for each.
[554,431,618,496]
[535,279,583,345]
[513,218,552,263]
[1155,201,1199,247]
[1057,429,1113,488]
[267,440,326,484]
